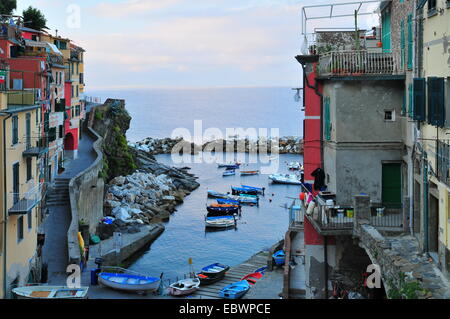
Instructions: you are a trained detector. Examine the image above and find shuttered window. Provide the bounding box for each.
[413,78,426,121]
[446,78,450,128]
[437,141,450,187]
[400,20,405,68]
[407,14,413,70]
[324,97,331,141]
[427,77,445,127]
[381,9,391,51]
[12,116,18,145]
[408,83,414,118]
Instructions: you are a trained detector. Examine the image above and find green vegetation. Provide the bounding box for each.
[0,0,16,15]
[22,6,47,31]
[95,110,104,121]
[387,272,426,299]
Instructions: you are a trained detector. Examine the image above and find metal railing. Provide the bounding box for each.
[288,199,304,229]
[6,90,37,106]
[318,50,404,76]
[8,182,44,214]
[313,203,355,230]
[369,206,404,228]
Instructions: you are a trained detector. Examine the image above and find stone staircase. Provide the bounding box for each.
[46,178,71,207]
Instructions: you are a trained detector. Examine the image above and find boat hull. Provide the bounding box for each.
[205,217,236,228]
[168,278,200,296]
[98,273,161,293]
[219,280,251,299]
[12,286,89,299]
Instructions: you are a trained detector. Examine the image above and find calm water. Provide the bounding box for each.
[87,87,303,142]
[87,87,304,281]
[128,152,303,280]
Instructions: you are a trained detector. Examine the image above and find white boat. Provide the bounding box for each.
[268,174,302,185]
[98,267,161,293]
[168,277,201,296]
[205,215,236,228]
[288,162,303,170]
[12,285,89,299]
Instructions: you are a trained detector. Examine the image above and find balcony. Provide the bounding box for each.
[6,90,37,106]
[288,199,304,232]
[8,182,44,215]
[317,50,404,78]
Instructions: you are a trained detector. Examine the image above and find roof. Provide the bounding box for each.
[20,26,43,34]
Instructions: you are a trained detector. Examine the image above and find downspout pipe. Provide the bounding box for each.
[2,111,12,298]
[423,152,429,256]
[324,236,328,299]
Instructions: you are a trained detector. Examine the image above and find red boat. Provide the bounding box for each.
[240,272,263,285]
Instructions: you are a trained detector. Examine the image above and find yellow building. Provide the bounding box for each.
[0,90,45,298]
[416,0,450,276]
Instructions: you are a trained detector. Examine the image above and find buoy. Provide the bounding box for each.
[299,193,305,201]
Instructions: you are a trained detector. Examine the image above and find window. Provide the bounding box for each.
[427,77,445,127]
[446,78,450,128]
[428,0,437,16]
[413,78,426,121]
[76,62,79,75]
[407,14,413,70]
[59,125,64,139]
[17,216,24,242]
[71,85,74,98]
[381,8,391,51]
[27,210,32,230]
[385,110,395,121]
[26,158,32,181]
[76,85,79,97]
[12,116,18,145]
[408,83,414,118]
[48,127,57,142]
[400,19,405,68]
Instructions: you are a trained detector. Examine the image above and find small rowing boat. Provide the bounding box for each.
[12,285,89,299]
[231,186,259,196]
[207,204,239,215]
[254,266,267,275]
[241,272,263,285]
[205,215,236,228]
[216,198,241,206]
[272,250,285,266]
[288,162,303,170]
[219,280,251,299]
[268,174,302,185]
[223,170,236,177]
[168,277,200,296]
[241,185,265,195]
[98,268,161,293]
[207,190,230,199]
[197,263,230,285]
[218,163,240,169]
[240,170,260,176]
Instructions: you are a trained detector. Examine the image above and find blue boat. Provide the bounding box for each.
[223,170,235,177]
[98,272,161,293]
[218,163,240,169]
[216,199,240,206]
[231,186,259,196]
[207,190,230,199]
[254,266,267,275]
[272,250,285,266]
[241,185,265,195]
[197,263,230,285]
[207,205,239,215]
[219,280,251,299]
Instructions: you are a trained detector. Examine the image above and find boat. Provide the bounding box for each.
[207,190,230,199]
[98,268,162,293]
[240,170,260,176]
[197,263,230,285]
[205,215,236,228]
[231,186,259,196]
[254,266,267,274]
[288,162,303,170]
[223,170,236,177]
[268,174,302,185]
[12,285,89,299]
[168,277,200,296]
[218,163,240,169]
[241,185,265,195]
[219,280,251,299]
[241,272,263,285]
[272,250,285,266]
[216,198,241,206]
[207,204,239,215]
[229,195,259,206]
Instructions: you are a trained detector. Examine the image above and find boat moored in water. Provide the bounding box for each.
[268,174,302,185]
[222,170,236,176]
[240,185,265,195]
[240,170,260,176]
[287,162,303,171]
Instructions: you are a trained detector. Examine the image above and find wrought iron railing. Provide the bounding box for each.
[8,182,44,214]
[318,50,404,76]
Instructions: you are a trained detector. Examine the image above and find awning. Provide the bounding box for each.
[24,39,63,56]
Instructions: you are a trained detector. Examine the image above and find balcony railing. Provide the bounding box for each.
[6,90,37,106]
[8,182,44,215]
[317,50,404,77]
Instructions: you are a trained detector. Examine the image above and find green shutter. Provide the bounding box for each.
[324,97,331,141]
[428,77,445,127]
[381,10,391,51]
[401,20,405,68]
[408,83,414,118]
[407,14,413,70]
[413,78,426,121]
[402,88,406,115]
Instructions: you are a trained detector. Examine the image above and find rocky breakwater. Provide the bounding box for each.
[98,149,200,240]
[130,136,303,155]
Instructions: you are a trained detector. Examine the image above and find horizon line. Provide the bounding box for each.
[86,85,302,91]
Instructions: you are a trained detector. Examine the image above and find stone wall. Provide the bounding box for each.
[67,111,105,264]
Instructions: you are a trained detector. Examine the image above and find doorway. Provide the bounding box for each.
[428,194,439,258]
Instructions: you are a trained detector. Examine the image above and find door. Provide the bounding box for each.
[13,162,19,204]
[382,163,402,208]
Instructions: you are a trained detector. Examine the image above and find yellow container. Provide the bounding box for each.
[346,210,354,218]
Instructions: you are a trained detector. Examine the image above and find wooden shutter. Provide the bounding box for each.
[407,14,413,70]
[413,78,426,121]
[324,97,331,141]
[428,77,445,127]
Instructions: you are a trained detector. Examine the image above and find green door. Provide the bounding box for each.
[382,163,402,208]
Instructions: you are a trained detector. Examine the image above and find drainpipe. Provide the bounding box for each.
[324,236,328,299]
[2,111,12,298]
[423,152,429,256]
[410,143,416,236]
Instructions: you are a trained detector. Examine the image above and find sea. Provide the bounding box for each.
[87,87,304,282]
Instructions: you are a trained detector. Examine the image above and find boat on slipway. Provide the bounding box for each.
[241,272,263,285]
[12,286,89,299]
[168,277,200,296]
[98,268,162,293]
[268,174,302,185]
[197,263,230,285]
[219,280,251,299]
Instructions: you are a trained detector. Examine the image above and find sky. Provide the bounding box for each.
[14,0,381,90]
